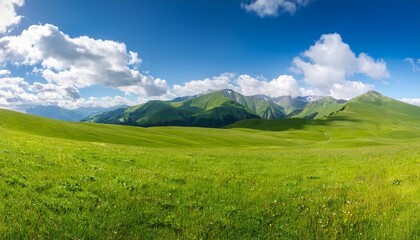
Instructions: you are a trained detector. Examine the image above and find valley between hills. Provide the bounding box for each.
[0,90,419,238]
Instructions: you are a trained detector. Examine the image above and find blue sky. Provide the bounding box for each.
[0,0,419,110]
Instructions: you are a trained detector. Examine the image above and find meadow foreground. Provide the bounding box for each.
[0,108,419,239]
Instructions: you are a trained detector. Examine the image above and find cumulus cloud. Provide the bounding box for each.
[0,0,24,34]
[236,74,301,96]
[330,81,374,100]
[357,53,390,79]
[0,76,133,111]
[172,73,236,96]
[0,77,39,110]
[293,33,389,99]
[0,22,167,110]
[59,96,134,110]
[400,98,420,106]
[172,73,302,97]
[0,69,11,76]
[242,0,310,17]
[0,24,168,97]
[405,58,420,72]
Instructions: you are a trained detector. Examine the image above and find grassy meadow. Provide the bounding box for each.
[0,108,419,239]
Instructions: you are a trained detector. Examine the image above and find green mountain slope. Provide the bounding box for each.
[330,91,420,138]
[216,90,286,119]
[84,91,260,128]
[170,89,286,119]
[85,90,291,128]
[227,91,420,144]
[84,89,300,128]
[291,96,346,119]
[272,96,309,115]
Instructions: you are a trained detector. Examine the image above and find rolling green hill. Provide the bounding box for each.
[331,90,420,139]
[0,108,291,148]
[227,91,420,143]
[291,96,346,119]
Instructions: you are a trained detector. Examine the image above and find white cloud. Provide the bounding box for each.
[330,81,374,100]
[236,74,301,97]
[172,73,302,97]
[242,0,310,17]
[0,76,133,111]
[358,53,389,79]
[0,24,168,97]
[0,23,168,110]
[172,73,236,96]
[59,96,134,110]
[0,0,24,34]
[400,98,420,106]
[293,57,346,88]
[293,33,389,99]
[0,69,11,76]
[405,58,420,72]
[0,77,38,110]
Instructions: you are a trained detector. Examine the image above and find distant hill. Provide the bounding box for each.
[26,105,129,121]
[272,96,311,115]
[83,90,260,128]
[84,89,347,127]
[227,91,420,141]
[217,90,286,119]
[291,96,346,119]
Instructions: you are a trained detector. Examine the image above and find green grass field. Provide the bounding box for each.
[1,98,420,239]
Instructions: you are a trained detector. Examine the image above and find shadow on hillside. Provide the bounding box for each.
[226,115,361,132]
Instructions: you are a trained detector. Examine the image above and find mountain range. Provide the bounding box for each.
[26,105,129,122]
[2,90,420,144]
[25,90,415,129]
[83,89,346,127]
